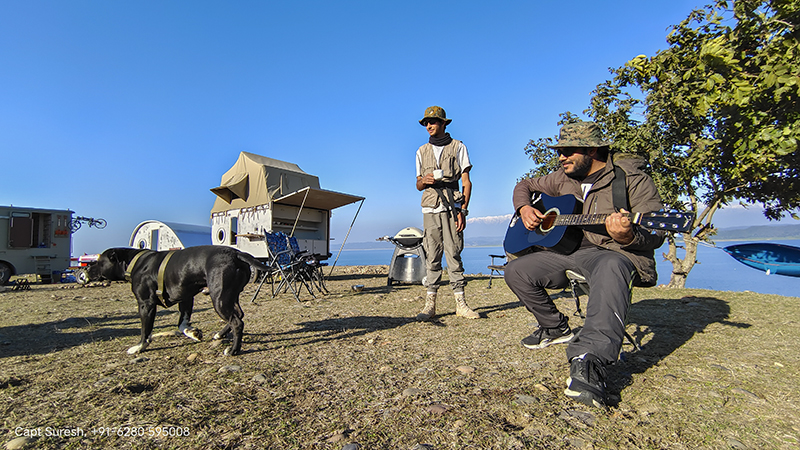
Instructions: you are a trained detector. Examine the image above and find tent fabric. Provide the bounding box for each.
[210,172,249,203]
[274,186,364,211]
[211,152,323,213]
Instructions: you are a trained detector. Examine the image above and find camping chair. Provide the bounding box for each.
[250,240,302,303]
[487,254,507,288]
[285,235,329,295]
[565,269,641,351]
[265,232,318,299]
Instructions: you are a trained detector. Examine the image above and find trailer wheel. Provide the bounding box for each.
[0,262,11,286]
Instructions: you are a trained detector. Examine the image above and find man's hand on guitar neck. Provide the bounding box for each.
[606,209,635,246]
[519,205,547,231]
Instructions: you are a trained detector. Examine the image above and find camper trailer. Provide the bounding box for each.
[209,152,363,259]
[129,220,212,251]
[0,205,73,285]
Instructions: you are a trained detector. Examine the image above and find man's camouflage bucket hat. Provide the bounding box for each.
[419,106,453,126]
[548,121,613,148]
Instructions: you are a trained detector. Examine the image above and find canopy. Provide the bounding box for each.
[274,186,363,211]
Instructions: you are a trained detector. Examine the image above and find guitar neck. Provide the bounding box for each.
[554,212,641,227]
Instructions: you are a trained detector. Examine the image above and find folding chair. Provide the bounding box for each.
[286,235,329,295]
[565,269,641,351]
[487,254,507,288]
[266,232,317,299]
[250,241,302,303]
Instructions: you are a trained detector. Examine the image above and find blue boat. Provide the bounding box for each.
[723,243,800,278]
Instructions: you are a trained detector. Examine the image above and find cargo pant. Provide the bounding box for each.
[503,247,637,365]
[422,211,465,292]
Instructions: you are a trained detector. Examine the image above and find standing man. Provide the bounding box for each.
[504,121,665,407]
[415,105,479,321]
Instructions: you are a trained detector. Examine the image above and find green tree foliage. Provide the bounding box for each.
[524,0,799,287]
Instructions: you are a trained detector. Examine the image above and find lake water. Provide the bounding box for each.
[330,240,799,297]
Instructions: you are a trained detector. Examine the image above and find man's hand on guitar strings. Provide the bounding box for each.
[606,209,635,245]
[519,205,546,231]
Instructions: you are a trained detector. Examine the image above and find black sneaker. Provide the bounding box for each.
[564,353,608,408]
[520,323,574,349]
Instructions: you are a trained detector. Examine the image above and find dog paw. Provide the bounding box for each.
[127,345,143,354]
[213,331,230,340]
[185,328,203,342]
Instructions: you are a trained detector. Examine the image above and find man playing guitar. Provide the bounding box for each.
[504,121,667,408]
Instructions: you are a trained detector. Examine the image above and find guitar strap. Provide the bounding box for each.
[612,165,628,212]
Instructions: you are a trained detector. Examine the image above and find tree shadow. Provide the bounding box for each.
[607,295,751,403]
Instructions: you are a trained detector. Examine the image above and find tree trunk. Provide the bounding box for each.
[663,233,699,288]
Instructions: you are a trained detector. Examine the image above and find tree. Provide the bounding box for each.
[524,0,799,288]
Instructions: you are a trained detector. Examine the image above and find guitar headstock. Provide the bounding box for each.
[638,211,695,233]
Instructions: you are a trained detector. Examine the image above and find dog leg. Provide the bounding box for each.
[212,294,244,355]
[225,301,245,356]
[213,324,231,340]
[178,300,203,342]
[129,300,157,354]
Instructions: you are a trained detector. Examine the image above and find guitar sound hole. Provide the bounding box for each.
[540,212,558,232]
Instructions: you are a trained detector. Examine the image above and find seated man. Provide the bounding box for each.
[504,121,665,408]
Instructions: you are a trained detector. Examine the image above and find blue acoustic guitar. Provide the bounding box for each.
[503,193,695,256]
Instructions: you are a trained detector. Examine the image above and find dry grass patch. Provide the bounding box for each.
[1,266,798,449]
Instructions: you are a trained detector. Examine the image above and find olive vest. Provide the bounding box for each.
[418,139,465,209]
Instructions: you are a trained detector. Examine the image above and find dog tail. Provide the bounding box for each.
[236,252,270,271]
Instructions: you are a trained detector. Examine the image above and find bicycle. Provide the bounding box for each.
[69,216,108,233]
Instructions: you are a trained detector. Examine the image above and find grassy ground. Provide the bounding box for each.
[1,267,798,449]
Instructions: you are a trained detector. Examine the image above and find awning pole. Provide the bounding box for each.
[328,198,364,276]
[289,188,310,238]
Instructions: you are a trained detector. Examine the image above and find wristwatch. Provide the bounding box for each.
[460,208,469,217]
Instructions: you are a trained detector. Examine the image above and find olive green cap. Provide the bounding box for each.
[548,121,612,148]
[419,106,452,126]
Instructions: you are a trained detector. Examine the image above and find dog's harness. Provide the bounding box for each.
[155,251,176,307]
[124,250,175,307]
[124,251,148,281]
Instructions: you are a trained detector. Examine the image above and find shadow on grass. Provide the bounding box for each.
[0,307,214,359]
[608,295,751,404]
[268,315,418,346]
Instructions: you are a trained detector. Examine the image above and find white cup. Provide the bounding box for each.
[433,169,443,181]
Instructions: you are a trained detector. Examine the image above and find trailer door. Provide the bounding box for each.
[9,216,33,248]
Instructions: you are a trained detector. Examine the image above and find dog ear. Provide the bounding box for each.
[105,248,119,263]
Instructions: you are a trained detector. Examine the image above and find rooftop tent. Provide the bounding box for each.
[211,152,323,213]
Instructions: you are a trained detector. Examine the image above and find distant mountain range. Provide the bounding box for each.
[712,224,800,241]
[343,224,800,249]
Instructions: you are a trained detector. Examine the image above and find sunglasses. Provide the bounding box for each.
[423,119,443,126]
[556,148,586,157]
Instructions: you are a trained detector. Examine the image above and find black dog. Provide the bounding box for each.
[88,245,267,356]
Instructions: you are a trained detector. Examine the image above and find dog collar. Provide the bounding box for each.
[124,251,148,281]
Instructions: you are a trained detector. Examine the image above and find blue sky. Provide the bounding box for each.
[1,1,788,256]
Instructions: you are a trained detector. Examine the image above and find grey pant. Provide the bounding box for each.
[422,211,465,292]
[504,247,636,364]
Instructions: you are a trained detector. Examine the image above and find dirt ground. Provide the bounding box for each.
[1,266,798,449]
